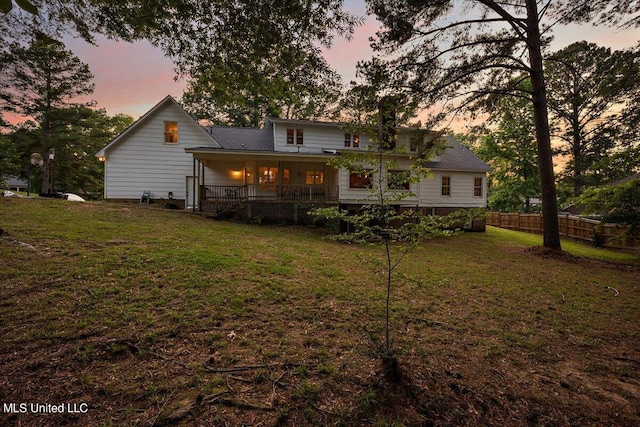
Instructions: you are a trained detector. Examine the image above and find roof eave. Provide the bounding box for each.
[95,95,221,158]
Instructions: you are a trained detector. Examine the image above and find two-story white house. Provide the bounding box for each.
[96,96,490,224]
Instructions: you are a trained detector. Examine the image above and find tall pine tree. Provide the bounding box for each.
[1,31,94,192]
[546,42,640,195]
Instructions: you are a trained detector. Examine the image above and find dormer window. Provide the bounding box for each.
[287,128,304,145]
[164,121,178,143]
[344,133,360,148]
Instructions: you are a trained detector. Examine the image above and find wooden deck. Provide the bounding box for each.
[199,184,339,217]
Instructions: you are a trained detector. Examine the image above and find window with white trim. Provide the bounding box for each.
[344,133,360,148]
[287,128,304,145]
[164,121,178,143]
[349,170,373,189]
[474,177,483,197]
[441,176,451,196]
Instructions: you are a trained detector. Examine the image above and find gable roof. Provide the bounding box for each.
[97,97,489,173]
[95,95,220,157]
[426,136,491,172]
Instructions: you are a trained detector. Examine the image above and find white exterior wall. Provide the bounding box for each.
[200,159,247,186]
[337,157,419,204]
[103,101,214,201]
[419,171,487,208]
[273,123,371,153]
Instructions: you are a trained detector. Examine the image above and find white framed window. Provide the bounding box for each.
[258,166,279,192]
[474,177,483,197]
[441,176,451,196]
[344,133,360,148]
[349,170,373,189]
[287,128,304,145]
[164,121,178,143]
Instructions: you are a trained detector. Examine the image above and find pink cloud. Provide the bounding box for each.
[63,35,186,119]
[50,8,637,126]
[323,17,379,84]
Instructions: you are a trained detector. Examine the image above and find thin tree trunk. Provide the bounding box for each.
[526,0,561,250]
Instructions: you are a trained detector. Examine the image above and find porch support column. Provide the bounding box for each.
[278,161,282,196]
[192,157,197,212]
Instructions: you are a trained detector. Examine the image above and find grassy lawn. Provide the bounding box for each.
[1,198,638,426]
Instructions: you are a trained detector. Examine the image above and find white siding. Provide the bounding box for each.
[103,101,214,201]
[337,158,419,205]
[419,171,487,208]
[337,168,486,208]
[273,123,371,153]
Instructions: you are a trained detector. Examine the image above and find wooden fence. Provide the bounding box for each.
[486,212,636,248]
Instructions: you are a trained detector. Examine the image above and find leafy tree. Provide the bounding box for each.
[546,41,640,196]
[2,31,95,192]
[3,1,361,127]
[364,0,639,250]
[181,46,343,127]
[0,133,19,188]
[471,81,541,213]
[576,178,640,243]
[315,108,483,375]
[48,106,133,195]
[0,0,36,14]
[9,108,132,195]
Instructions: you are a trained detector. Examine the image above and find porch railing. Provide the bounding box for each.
[200,185,249,201]
[200,184,339,203]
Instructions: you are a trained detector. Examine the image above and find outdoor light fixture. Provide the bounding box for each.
[231,170,243,178]
[168,191,174,200]
[30,153,43,167]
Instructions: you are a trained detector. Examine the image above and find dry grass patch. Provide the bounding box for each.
[1,198,638,426]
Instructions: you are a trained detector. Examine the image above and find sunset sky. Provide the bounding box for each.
[61,3,639,130]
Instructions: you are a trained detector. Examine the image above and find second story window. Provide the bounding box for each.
[164,121,178,143]
[287,128,304,145]
[474,177,483,197]
[441,176,451,196]
[344,133,360,148]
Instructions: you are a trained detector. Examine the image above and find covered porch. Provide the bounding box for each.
[186,149,340,218]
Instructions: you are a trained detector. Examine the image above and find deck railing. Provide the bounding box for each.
[200,184,339,203]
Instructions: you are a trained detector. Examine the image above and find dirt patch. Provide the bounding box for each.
[1,201,638,426]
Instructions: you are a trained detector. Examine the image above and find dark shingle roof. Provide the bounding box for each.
[200,123,489,173]
[426,136,491,172]
[203,126,273,151]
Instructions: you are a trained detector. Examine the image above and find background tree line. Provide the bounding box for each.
[467,41,639,213]
[1,31,133,195]
[1,0,639,249]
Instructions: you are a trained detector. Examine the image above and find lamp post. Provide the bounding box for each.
[48,149,55,193]
[41,148,55,194]
[28,153,43,196]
